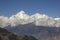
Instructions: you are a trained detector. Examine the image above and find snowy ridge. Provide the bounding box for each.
[0,10,60,28]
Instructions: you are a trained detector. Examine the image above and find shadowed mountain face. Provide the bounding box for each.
[5,23,60,40]
[0,27,38,40]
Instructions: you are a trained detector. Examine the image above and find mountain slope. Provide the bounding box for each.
[0,27,38,40]
[5,24,60,40]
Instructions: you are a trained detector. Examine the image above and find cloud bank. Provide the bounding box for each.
[0,10,60,28]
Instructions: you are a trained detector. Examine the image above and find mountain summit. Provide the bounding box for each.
[16,10,29,19]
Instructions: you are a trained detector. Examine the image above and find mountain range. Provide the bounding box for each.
[0,10,60,28]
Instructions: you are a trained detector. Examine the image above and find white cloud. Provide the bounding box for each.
[0,16,9,28]
[0,10,60,28]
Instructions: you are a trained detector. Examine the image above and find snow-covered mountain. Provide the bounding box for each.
[9,11,31,26]
[0,10,60,28]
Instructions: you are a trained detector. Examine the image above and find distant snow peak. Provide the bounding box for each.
[16,10,29,19]
[54,18,60,20]
[43,14,46,16]
[17,10,26,17]
[0,10,60,27]
[31,13,49,21]
[18,10,25,14]
[31,13,43,19]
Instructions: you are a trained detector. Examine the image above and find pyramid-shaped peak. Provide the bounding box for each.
[15,10,29,19]
[16,10,28,17]
[43,14,46,16]
[18,10,25,14]
[35,13,42,15]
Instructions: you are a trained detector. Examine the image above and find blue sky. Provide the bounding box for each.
[0,0,60,17]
